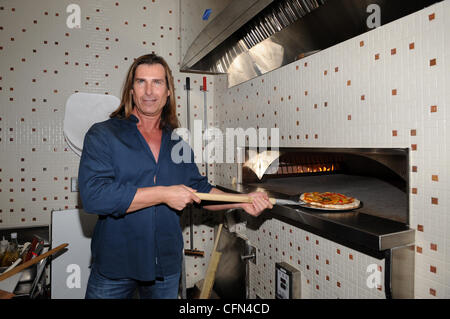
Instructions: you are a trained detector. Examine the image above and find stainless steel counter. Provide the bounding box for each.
[216,179,415,259]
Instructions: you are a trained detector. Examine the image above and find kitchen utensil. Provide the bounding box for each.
[2,258,22,274]
[0,243,68,282]
[183,77,205,257]
[199,223,223,299]
[195,192,361,211]
[201,76,208,180]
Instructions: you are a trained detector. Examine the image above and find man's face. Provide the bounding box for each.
[131,63,170,118]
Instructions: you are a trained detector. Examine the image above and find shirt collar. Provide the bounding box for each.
[127,114,173,133]
[128,114,139,123]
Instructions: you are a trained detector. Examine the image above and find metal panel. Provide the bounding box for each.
[51,209,97,299]
[181,0,274,70]
[213,226,247,299]
[391,245,415,298]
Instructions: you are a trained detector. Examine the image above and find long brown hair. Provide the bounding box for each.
[110,53,180,130]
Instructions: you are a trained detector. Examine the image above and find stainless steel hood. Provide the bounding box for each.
[181,0,275,73]
[180,0,440,87]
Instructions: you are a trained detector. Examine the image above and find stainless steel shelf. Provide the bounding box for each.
[216,182,414,259]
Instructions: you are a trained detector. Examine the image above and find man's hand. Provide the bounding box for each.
[163,185,201,211]
[240,191,273,217]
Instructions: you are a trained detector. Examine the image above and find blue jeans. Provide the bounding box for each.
[85,265,180,299]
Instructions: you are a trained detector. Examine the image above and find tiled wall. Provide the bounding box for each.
[246,218,386,299]
[0,0,180,224]
[213,1,450,298]
[0,0,219,289]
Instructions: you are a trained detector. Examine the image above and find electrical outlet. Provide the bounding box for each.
[275,262,301,299]
[71,177,78,192]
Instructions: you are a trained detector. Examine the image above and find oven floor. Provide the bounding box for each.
[249,174,407,223]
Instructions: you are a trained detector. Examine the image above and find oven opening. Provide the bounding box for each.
[242,148,409,225]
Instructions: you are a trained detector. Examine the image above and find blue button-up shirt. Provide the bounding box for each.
[78,115,212,281]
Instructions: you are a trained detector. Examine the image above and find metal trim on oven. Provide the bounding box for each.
[379,229,415,251]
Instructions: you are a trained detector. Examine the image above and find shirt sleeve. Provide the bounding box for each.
[78,123,137,217]
[185,149,214,194]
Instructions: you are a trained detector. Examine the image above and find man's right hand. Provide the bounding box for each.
[163,185,201,211]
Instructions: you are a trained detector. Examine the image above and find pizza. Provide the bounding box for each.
[300,192,360,210]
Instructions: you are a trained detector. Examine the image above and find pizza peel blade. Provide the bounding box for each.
[273,198,307,206]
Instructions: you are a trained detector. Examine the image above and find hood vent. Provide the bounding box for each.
[239,0,325,50]
[181,0,440,87]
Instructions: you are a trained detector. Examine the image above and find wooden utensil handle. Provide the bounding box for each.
[196,193,252,203]
[0,243,68,282]
[196,193,276,205]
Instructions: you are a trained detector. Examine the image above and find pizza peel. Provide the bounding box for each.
[195,193,361,211]
[196,193,306,206]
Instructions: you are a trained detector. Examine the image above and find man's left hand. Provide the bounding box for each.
[240,191,273,217]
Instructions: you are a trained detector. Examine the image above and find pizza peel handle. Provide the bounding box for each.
[196,193,284,206]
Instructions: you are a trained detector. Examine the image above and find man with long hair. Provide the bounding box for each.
[78,53,272,299]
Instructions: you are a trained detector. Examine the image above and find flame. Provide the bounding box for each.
[276,163,337,175]
[273,162,337,176]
